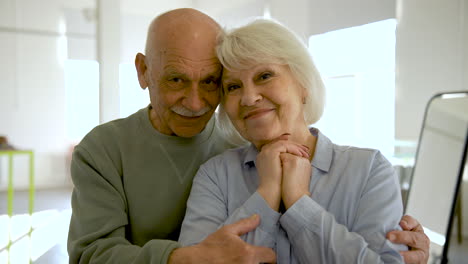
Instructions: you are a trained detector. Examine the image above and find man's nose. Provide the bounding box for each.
[183,85,205,112]
[240,84,262,106]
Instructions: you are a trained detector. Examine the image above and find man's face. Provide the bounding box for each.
[146,48,222,138]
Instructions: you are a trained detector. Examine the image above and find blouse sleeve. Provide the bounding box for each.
[178,164,281,249]
[279,152,407,263]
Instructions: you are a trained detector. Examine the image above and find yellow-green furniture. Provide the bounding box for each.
[0,150,34,263]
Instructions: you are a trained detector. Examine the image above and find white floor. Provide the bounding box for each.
[0,188,72,264]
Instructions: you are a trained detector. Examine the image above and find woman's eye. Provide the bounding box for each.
[226,84,240,92]
[259,72,272,80]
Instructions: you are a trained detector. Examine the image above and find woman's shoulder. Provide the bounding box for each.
[333,143,385,159]
[328,143,395,189]
[314,132,392,182]
[200,144,251,170]
[194,145,252,188]
[336,144,389,165]
[315,129,389,167]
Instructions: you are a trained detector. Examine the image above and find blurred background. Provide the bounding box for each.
[0,0,467,263]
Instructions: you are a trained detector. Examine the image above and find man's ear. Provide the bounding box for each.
[135,53,148,89]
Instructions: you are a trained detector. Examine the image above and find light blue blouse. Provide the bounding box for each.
[179,128,407,263]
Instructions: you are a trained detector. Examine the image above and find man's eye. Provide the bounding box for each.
[203,79,217,85]
[170,77,183,83]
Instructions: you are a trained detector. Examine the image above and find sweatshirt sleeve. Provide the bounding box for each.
[178,164,280,249]
[279,152,407,263]
[67,143,180,264]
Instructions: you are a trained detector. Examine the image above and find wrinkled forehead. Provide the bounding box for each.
[157,48,222,74]
[153,26,220,66]
[158,41,218,60]
[146,49,222,78]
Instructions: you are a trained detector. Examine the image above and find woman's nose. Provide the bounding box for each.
[240,84,262,106]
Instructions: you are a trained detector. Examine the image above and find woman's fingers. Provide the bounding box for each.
[262,138,309,158]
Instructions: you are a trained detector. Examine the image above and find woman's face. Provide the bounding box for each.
[222,63,307,147]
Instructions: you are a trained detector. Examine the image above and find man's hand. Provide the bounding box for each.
[169,215,276,264]
[387,215,430,264]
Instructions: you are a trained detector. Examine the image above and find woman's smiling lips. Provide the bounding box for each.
[243,108,275,120]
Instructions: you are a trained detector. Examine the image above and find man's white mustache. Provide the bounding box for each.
[171,105,212,117]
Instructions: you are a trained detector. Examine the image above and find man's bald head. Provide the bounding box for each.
[134,8,223,138]
[145,8,221,62]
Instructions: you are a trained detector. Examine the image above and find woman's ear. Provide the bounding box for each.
[135,53,149,89]
[302,87,309,104]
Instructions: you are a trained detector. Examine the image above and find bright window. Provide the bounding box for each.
[309,19,396,158]
[65,60,99,143]
[119,63,150,118]
[65,61,150,143]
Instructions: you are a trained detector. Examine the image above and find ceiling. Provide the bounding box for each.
[60,0,263,18]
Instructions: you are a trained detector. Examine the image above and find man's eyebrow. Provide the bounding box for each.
[162,65,180,73]
[200,66,222,78]
[201,74,219,80]
[164,72,189,81]
[162,67,186,77]
[203,70,222,78]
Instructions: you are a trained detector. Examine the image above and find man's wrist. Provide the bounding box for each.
[168,247,193,264]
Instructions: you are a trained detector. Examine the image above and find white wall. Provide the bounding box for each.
[197,0,395,40]
[195,0,265,28]
[395,0,468,142]
[270,0,395,39]
[0,0,70,190]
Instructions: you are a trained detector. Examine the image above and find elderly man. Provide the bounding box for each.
[68,8,429,264]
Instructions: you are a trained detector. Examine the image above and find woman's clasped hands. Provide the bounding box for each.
[256,133,313,212]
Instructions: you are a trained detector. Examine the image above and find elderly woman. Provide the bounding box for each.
[178,19,407,263]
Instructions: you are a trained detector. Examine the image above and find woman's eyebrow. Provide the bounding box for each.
[221,76,239,84]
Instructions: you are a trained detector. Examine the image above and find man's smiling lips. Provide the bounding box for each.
[243,108,275,120]
[173,112,205,120]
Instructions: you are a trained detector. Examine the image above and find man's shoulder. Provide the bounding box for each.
[78,108,146,148]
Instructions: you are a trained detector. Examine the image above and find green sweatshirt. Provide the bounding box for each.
[68,106,235,264]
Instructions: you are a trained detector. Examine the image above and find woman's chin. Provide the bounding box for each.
[246,132,282,146]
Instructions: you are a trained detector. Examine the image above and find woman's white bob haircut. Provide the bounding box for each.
[216,19,326,146]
